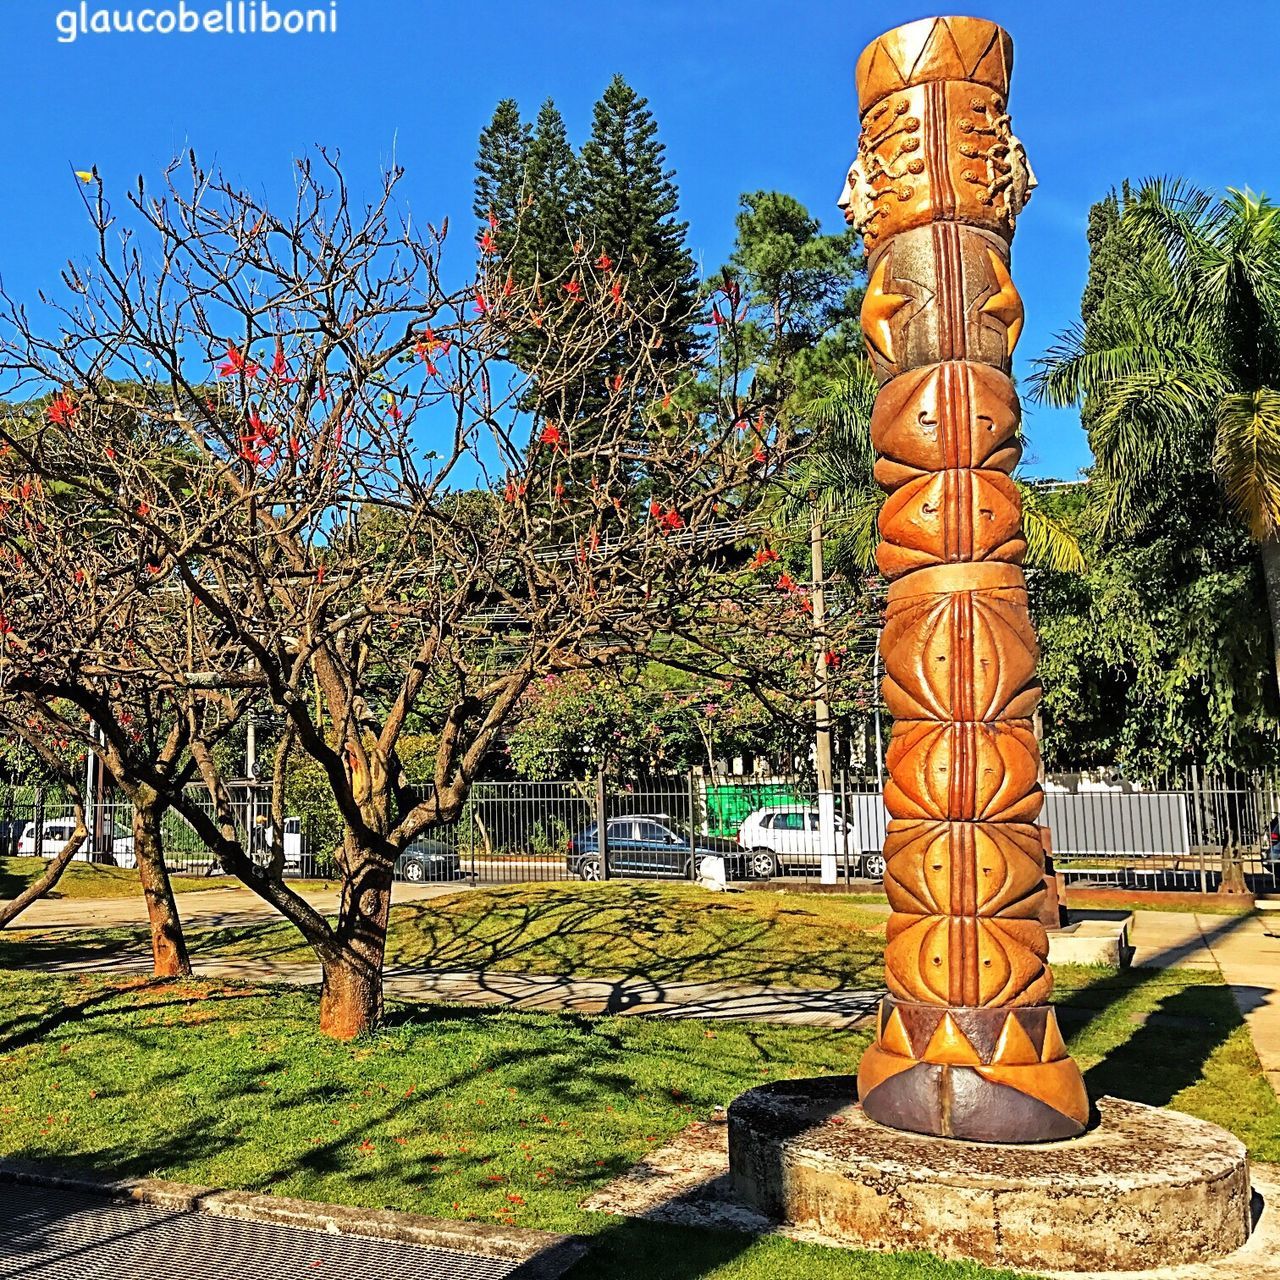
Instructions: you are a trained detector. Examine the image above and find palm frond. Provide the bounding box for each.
[1214,387,1280,541]
[1017,480,1086,574]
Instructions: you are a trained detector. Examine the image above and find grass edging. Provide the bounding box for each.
[0,1156,587,1278]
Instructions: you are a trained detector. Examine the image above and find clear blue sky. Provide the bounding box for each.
[3,0,1278,477]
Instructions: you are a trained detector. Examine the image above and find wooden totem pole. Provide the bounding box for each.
[844,16,1089,1143]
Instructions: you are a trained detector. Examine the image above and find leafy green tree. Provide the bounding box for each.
[710,190,864,415]
[1033,180,1280,696]
[1027,182,1280,771]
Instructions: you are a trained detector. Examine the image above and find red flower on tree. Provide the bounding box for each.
[46,394,76,426]
[270,345,296,384]
[563,279,581,301]
[238,411,278,467]
[650,503,684,532]
[538,422,563,450]
[217,343,260,380]
[750,547,779,570]
[595,252,614,272]
[479,228,497,255]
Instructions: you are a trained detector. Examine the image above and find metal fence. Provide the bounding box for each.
[2,767,1277,895]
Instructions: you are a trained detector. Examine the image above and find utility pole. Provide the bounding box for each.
[872,648,884,788]
[246,716,258,859]
[84,728,97,858]
[812,514,838,884]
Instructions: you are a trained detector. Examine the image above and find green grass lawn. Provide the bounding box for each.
[202,883,890,989]
[0,957,1276,1279]
[0,971,1025,1280]
[0,857,231,901]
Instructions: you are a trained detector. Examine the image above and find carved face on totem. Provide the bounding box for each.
[1005,131,1037,214]
[838,154,876,236]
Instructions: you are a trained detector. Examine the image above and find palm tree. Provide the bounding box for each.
[1031,181,1280,695]
[781,359,1085,581]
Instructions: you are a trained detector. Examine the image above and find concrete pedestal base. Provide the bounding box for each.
[728,1079,1252,1272]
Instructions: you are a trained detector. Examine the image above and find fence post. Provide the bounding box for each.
[33,788,44,860]
[1190,763,1208,895]
[595,767,610,880]
[469,798,479,885]
[688,768,698,881]
[839,767,850,885]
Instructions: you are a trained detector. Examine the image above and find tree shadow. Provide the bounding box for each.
[1052,910,1265,1115]
[384,884,886,993]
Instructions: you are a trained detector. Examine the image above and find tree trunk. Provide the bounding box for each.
[318,853,393,1039]
[1259,534,1280,702]
[133,798,192,977]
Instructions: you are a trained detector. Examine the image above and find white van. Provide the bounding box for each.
[16,817,137,868]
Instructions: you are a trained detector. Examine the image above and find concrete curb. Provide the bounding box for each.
[0,1158,588,1279]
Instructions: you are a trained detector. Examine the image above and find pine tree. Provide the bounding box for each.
[473,99,532,267]
[524,99,580,287]
[579,75,700,364]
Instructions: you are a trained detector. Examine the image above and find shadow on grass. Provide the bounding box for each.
[1053,911,1264,1117]
[200,882,887,995]
[0,929,155,968]
[0,978,988,1280]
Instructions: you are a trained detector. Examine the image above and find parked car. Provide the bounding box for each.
[395,839,463,883]
[1264,815,1280,866]
[736,806,885,880]
[0,818,29,857]
[566,814,749,881]
[16,817,136,868]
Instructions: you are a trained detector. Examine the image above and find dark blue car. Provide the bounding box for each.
[566,813,748,881]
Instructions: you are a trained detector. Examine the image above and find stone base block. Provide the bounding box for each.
[1047,911,1135,968]
[728,1079,1252,1271]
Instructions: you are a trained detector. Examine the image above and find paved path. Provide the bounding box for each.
[0,1183,521,1280]
[31,949,882,1030]
[1129,908,1280,1099]
[13,881,467,932]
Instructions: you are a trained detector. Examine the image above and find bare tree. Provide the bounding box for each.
[0,696,90,929]
[0,424,260,974]
[0,151,792,1036]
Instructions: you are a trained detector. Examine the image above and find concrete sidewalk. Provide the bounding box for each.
[11,880,467,932]
[1128,908,1280,1098]
[30,949,882,1030]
